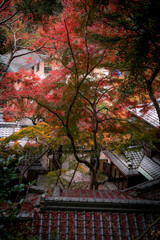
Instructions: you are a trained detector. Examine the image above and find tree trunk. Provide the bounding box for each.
[90,167,100,190]
[67,130,99,189]
[92,106,100,171]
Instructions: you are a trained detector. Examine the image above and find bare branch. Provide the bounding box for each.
[0,0,10,9]
[96,106,109,114]
[136,216,160,240]
[85,106,93,114]
[54,156,65,188]
[88,48,107,74]
[52,43,72,71]
[84,8,92,74]
[96,86,114,105]
[0,0,10,15]
[21,96,66,127]
[64,19,78,78]
[0,10,19,25]
[68,163,79,188]
[78,90,93,107]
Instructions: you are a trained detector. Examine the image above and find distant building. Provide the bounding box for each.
[0,49,48,79]
[127,100,160,128]
[0,111,48,181]
[0,111,21,139]
[103,148,160,190]
[128,101,160,158]
[101,102,160,190]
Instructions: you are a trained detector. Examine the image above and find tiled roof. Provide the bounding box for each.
[37,209,160,240]
[37,187,160,240]
[0,123,20,138]
[123,178,160,201]
[0,113,29,147]
[1,187,160,239]
[141,188,160,201]
[1,49,46,72]
[103,151,139,176]
[138,155,160,180]
[128,103,160,128]
[104,150,160,180]
[61,188,139,200]
[123,147,144,169]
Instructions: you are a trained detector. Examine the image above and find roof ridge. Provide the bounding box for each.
[40,193,160,213]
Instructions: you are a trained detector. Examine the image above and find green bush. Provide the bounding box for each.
[0,155,25,209]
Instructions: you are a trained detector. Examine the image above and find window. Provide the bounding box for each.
[44,66,52,73]
[36,63,40,72]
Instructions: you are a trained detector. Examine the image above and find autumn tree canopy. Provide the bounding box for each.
[110,0,160,120]
[1,0,159,189]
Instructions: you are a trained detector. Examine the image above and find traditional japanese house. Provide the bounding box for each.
[101,101,160,190]
[103,148,147,190]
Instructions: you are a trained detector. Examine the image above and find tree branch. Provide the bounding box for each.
[21,96,66,127]
[68,162,79,188]
[84,8,92,74]
[64,19,78,78]
[136,216,160,240]
[0,10,19,25]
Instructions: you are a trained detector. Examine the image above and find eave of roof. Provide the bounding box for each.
[123,178,160,200]
[40,195,160,212]
[103,151,139,176]
[138,155,160,180]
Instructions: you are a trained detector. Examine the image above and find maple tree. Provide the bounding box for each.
[1,0,159,190]
[0,0,125,189]
[76,72,132,188]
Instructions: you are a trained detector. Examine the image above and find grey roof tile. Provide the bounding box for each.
[104,150,160,181]
[0,111,21,138]
[128,102,160,128]
[0,125,20,138]
[124,148,144,168]
[139,155,160,179]
[1,49,47,72]
[103,151,139,176]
